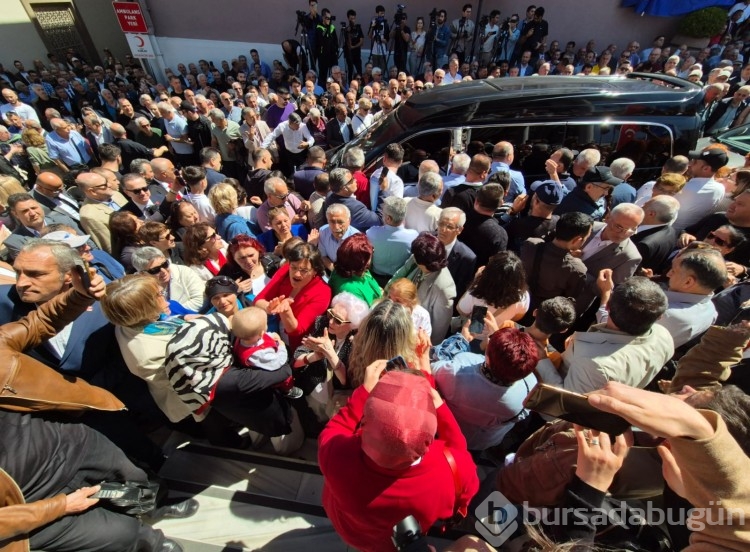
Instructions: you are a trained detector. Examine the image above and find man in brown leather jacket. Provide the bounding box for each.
[0,267,189,552]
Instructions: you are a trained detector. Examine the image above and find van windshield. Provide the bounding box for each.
[329,108,406,166]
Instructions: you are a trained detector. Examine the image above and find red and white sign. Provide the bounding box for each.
[125,33,155,59]
[113,2,148,34]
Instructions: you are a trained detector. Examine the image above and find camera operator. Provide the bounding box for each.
[428,9,451,71]
[303,0,323,65]
[368,5,390,73]
[498,14,520,63]
[393,9,412,74]
[479,10,501,67]
[344,10,364,78]
[315,9,339,80]
[450,4,475,65]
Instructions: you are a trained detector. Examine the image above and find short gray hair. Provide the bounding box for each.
[20,239,81,276]
[131,246,167,272]
[263,176,286,196]
[383,196,407,224]
[330,291,371,328]
[644,195,679,224]
[343,147,365,170]
[576,148,601,168]
[451,153,471,175]
[418,172,442,198]
[609,158,636,180]
[440,206,466,227]
[208,108,225,121]
[329,168,352,193]
[130,158,152,176]
[609,202,644,220]
[326,203,351,219]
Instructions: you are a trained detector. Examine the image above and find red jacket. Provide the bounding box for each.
[254,264,331,351]
[319,386,479,552]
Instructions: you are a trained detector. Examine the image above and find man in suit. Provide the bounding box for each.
[31,171,82,227]
[436,207,476,303]
[199,146,226,190]
[120,173,170,222]
[324,167,382,232]
[458,184,508,268]
[111,123,168,172]
[577,202,644,313]
[3,193,79,261]
[78,172,128,253]
[325,103,354,150]
[632,195,680,273]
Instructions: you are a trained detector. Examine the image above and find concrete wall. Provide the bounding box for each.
[74,0,130,63]
[0,0,49,70]
[141,0,687,71]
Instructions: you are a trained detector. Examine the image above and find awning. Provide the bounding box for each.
[621,0,734,17]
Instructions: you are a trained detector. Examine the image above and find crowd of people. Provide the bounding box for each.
[2,2,750,552]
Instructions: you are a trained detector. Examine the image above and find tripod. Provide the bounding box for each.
[295,19,314,77]
[419,23,437,75]
[366,18,388,73]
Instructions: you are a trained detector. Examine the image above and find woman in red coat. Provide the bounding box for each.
[254,241,331,351]
[318,363,479,552]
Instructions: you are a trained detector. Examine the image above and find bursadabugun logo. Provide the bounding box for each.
[474,490,519,547]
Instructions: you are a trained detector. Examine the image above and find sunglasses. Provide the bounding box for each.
[204,233,220,243]
[127,185,149,195]
[707,231,729,247]
[327,308,350,325]
[144,259,169,275]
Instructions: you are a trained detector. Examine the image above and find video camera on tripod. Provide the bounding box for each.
[428,8,438,28]
[500,17,512,33]
[394,3,407,24]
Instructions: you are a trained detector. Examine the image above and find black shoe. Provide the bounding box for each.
[147,498,199,520]
[160,538,184,552]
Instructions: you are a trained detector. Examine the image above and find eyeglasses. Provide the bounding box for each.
[289,263,312,276]
[273,191,290,200]
[89,183,109,191]
[415,86,424,90]
[707,231,729,247]
[437,222,459,231]
[159,232,173,241]
[144,259,170,275]
[127,185,149,195]
[610,221,638,235]
[204,232,220,243]
[327,308,350,325]
[590,183,612,192]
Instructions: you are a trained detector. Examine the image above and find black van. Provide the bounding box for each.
[330,73,704,185]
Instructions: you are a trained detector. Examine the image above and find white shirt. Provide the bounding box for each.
[184,192,215,224]
[404,197,442,233]
[672,177,725,232]
[352,112,373,135]
[261,120,314,154]
[164,114,193,154]
[0,102,40,124]
[581,227,612,261]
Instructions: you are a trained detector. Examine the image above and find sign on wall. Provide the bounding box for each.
[113,2,148,34]
[125,33,155,59]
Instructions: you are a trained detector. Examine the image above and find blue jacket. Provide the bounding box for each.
[324,193,382,233]
[90,249,125,283]
[215,213,258,242]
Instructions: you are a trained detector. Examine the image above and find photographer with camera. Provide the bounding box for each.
[497,14,520,64]
[344,10,364,79]
[450,4,475,66]
[479,10,501,67]
[393,7,412,74]
[298,1,323,67]
[315,9,339,81]
[368,5,390,73]
[427,9,451,71]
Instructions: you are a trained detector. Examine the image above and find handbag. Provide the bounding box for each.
[523,383,631,435]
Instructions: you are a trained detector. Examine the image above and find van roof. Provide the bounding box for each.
[399,73,704,127]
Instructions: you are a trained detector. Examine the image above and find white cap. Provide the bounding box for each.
[44,231,90,248]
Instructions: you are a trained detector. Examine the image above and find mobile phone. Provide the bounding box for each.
[469,305,488,334]
[524,383,631,435]
[381,166,389,180]
[73,259,92,290]
[385,355,408,372]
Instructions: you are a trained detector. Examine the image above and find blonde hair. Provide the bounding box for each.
[101,275,164,329]
[231,306,267,340]
[0,176,27,208]
[653,172,687,195]
[21,127,46,148]
[348,299,415,387]
[208,182,238,215]
[388,278,419,310]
